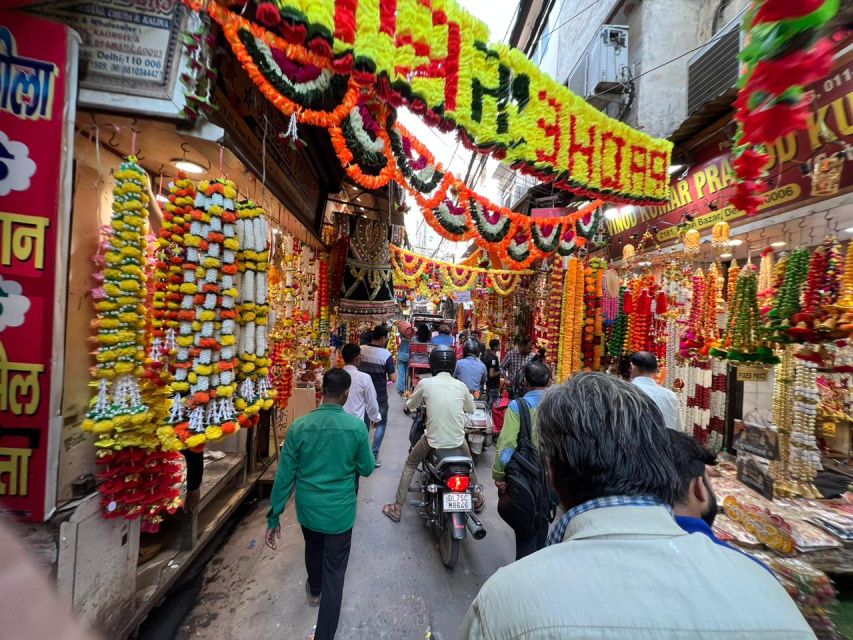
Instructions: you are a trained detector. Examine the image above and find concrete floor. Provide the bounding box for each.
[176,391,515,640]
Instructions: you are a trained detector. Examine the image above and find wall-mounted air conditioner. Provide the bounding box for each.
[686,8,747,114]
[568,25,629,112]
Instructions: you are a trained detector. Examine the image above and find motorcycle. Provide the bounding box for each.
[409,408,487,568]
[464,399,493,461]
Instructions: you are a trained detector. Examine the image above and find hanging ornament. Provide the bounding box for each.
[711,221,730,249]
[683,228,701,255]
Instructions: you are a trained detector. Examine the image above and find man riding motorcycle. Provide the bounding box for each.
[382,345,484,522]
[453,339,487,397]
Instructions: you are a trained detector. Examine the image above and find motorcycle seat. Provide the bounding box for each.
[428,447,472,472]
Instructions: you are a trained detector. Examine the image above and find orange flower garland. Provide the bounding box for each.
[558,258,585,380]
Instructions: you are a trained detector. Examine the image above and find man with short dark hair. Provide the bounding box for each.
[266,368,375,640]
[462,372,812,639]
[482,338,501,411]
[493,359,552,559]
[501,337,534,399]
[629,350,682,431]
[668,430,770,572]
[341,343,380,426]
[359,324,397,466]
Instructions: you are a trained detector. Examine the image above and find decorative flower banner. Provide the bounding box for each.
[391,244,532,296]
[730,0,839,215]
[185,0,672,204]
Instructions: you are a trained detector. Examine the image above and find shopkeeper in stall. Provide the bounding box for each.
[629,351,682,431]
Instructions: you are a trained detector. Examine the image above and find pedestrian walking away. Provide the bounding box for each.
[629,350,683,431]
[358,324,397,466]
[266,368,375,640]
[493,359,553,560]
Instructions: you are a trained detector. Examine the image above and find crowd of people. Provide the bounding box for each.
[265,324,818,640]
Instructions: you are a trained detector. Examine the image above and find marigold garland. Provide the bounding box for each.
[582,258,606,369]
[82,157,156,449]
[557,258,585,380]
[390,244,532,296]
[188,0,673,204]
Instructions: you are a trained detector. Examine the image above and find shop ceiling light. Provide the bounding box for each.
[728,239,744,246]
[604,207,620,220]
[172,159,205,174]
[844,226,853,234]
[719,252,733,259]
[770,241,787,248]
[668,164,687,175]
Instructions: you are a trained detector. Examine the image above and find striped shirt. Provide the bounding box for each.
[358,344,395,403]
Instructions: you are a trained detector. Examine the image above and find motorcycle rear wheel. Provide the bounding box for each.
[439,516,460,569]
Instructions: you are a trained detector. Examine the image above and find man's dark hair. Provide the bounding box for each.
[668,430,718,503]
[341,343,360,364]
[524,359,551,388]
[489,338,499,350]
[323,368,352,398]
[372,324,389,342]
[629,351,659,375]
[416,323,431,343]
[538,372,679,507]
[516,337,531,348]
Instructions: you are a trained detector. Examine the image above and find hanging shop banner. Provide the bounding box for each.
[606,49,853,255]
[190,0,672,205]
[31,0,186,99]
[0,11,76,521]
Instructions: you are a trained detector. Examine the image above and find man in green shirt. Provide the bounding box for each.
[265,368,375,640]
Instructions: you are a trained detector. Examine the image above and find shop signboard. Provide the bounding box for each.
[30,0,186,100]
[607,49,853,255]
[0,11,76,521]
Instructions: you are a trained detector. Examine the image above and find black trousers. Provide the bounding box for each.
[302,526,353,640]
[514,522,548,561]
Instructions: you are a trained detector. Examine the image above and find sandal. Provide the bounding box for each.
[382,503,402,522]
[473,489,485,514]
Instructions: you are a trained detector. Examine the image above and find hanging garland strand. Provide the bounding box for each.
[390,244,533,296]
[188,1,606,265]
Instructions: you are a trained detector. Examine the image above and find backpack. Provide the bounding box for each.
[497,398,558,537]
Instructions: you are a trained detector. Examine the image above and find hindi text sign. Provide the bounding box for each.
[0,11,71,521]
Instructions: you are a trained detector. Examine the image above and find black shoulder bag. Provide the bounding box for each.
[497,399,558,537]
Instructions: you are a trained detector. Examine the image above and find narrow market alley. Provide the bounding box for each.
[175,392,512,640]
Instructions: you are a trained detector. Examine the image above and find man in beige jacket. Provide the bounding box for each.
[461,372,813,639]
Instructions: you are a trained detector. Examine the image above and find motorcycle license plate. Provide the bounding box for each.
[443,492,472,512]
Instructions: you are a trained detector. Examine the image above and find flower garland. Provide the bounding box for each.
[789,237,843,341]
[235,200,275,425]
[680,270,706,360]
[189,0,673,205]
[608,285,629,357]
[390,244,532,296]
[166,179,241,450]
[582,258,605,369]
[765,247,810,342]
[730,0,838,215]
[713,263,778,363]
[557,258,585,380]
[545,266,565,374]
[82,157,155,449]
[82,157,183,524]
[726,260,740,305]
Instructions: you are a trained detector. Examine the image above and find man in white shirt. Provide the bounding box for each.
[629,351,683,431]
[461,372,813,639]
[382,345,483,522]
[341,343,381,426]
